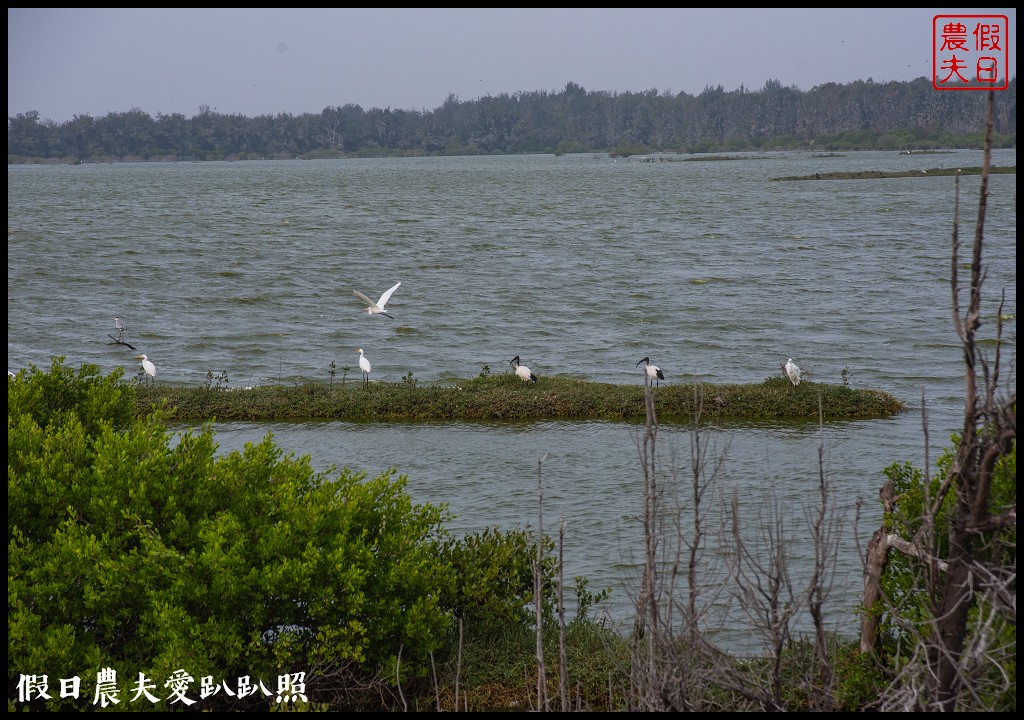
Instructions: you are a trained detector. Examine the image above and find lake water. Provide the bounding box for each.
[7,150,1017,652]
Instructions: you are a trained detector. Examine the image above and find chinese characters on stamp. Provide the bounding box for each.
[933,14,1010,90]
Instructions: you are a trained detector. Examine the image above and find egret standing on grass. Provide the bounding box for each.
[353,281,401,319]
[135,354,156,384]
[636,357,664,387]
[510,355,537,383]
[357,347,372,385]
[782,358,801,386]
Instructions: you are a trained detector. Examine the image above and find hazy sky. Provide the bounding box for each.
[8,8,1018,123]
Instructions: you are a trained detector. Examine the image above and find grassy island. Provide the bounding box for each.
[771,165,1015,181]
[135,374,904,422]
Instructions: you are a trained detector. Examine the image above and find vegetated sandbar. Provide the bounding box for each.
[136,375,905,423]
[771,165,1015,181]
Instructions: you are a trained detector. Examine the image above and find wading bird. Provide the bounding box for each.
[510,355,537,383]
[636,356,665,387]
[136,354,156,384]
[113,315,127,339]
[782,358,801,386]
[353,281,402,319]
[357,347,372,385]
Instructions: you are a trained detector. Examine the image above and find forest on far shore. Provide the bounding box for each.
[7,77,1017,163]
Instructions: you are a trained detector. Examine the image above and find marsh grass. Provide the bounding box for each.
[431,621,632,711]
[772,165,1015,181]
[135,375,903,422]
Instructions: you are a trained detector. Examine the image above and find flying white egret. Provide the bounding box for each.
[510,355,537,383]
[356,347,372,385]
[353,281,401,319]
[636,356,665,387]
[113,315,127,338]
[135,354,156,384]
[782,358,801,386]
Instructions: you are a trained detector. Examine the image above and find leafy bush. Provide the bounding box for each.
[440,527,555,634]
[9,359,460,711]
[878,436,1016,706]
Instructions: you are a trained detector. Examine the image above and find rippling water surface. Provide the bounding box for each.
[8,150,1016,650]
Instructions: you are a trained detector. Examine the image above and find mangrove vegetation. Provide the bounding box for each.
[8,77,1016,163]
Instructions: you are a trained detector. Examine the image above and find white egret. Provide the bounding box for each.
[135,354,156,384]
[636,356,665,387]
[356,347,372,385]
[782,358,801,386]
[113,315,127,338]
[510,355,537,383]
[353,281,401,319]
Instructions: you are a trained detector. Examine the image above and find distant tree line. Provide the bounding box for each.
[7,77,1017,163]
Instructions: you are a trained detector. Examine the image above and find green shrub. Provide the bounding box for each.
[877,436,1016,709]
[9,359,459,711]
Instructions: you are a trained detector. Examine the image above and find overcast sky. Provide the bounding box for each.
[8,8,1018,123]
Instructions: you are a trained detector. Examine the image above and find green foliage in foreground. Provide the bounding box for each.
[12,359,974,711]
[876,439,1016,710]
[8,359,573,712]
[134,373,904,422]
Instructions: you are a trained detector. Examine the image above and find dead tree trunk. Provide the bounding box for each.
[859,479,896,654]
[929,89,1016,711]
